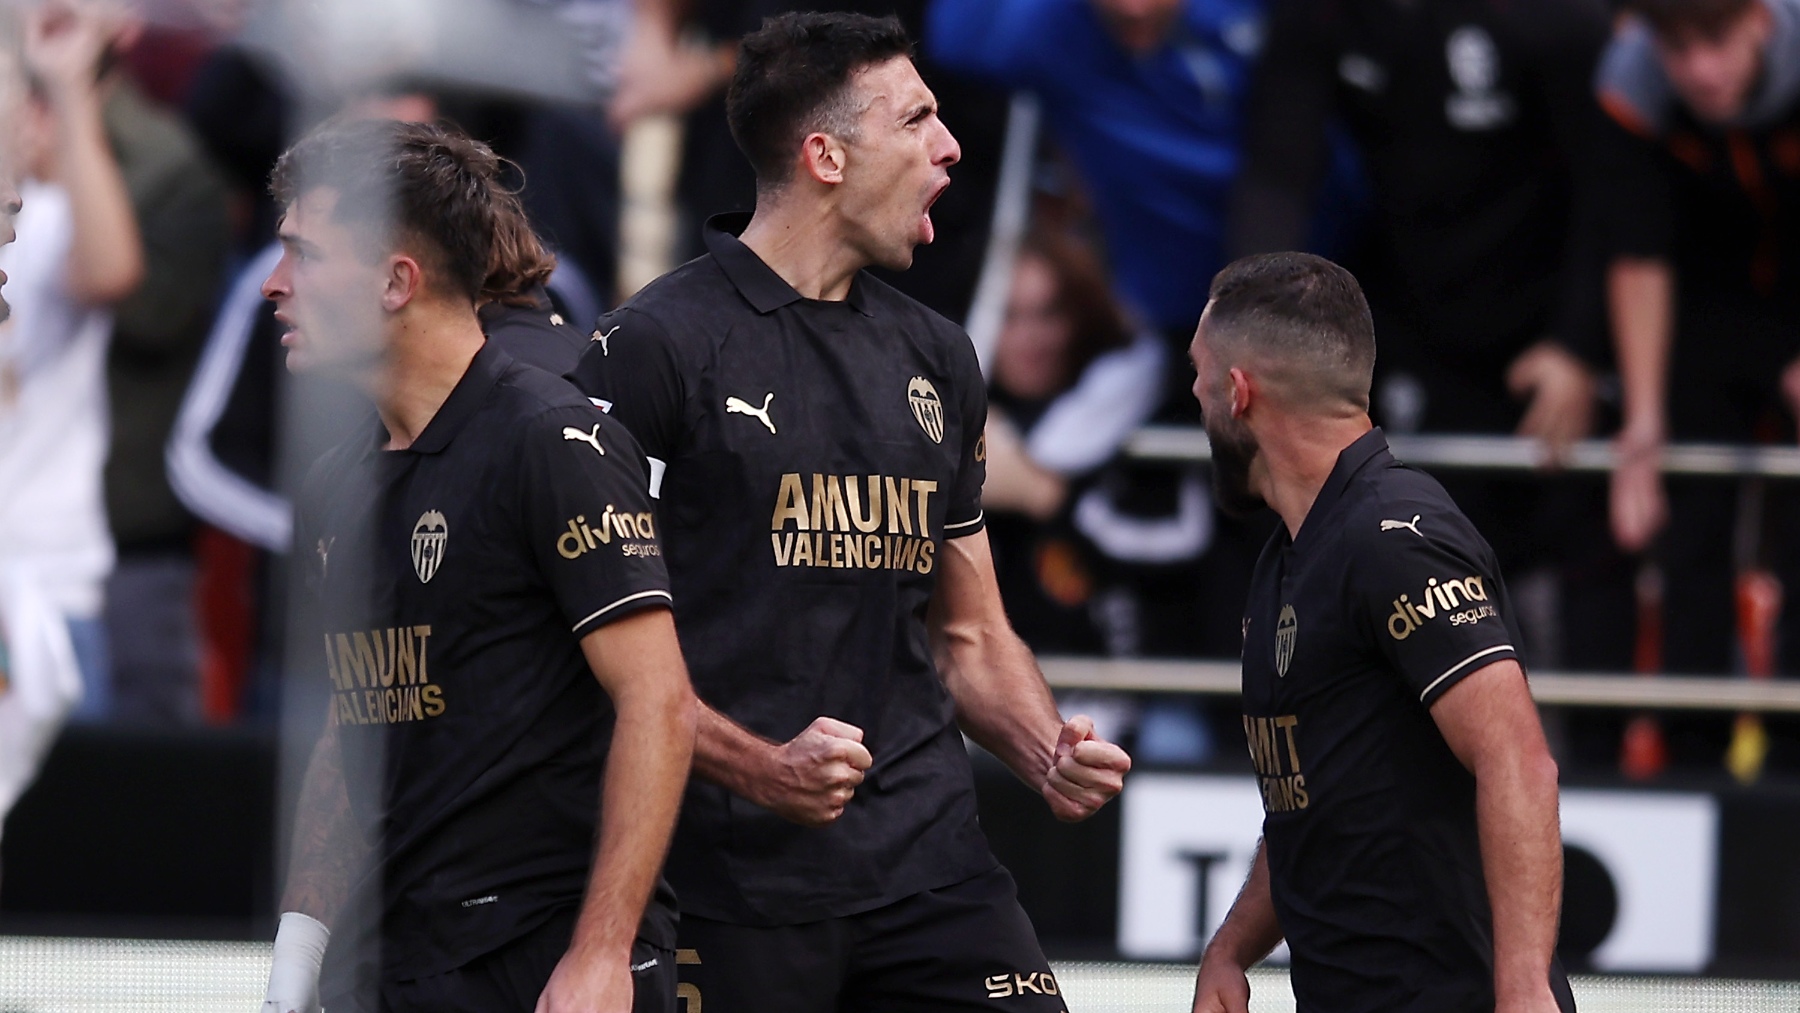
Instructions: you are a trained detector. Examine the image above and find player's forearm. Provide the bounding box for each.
[571,671,697,956]
[692,699,787,804]
[1203,840,1284,970]
[279,726,364,926]
[937,620,1061,787]
[1475,744,1563,1003]
[49,84,144,305]
[1607,257,1673,441]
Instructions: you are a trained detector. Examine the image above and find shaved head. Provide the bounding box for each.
[1197,252,1375,414]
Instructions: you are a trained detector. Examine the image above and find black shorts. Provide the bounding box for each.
[675,866,1065,1013]
[324,911,677,1013]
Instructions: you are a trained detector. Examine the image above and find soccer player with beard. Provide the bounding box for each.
[569,12,1131,1012]
[1185,253,1574,1013]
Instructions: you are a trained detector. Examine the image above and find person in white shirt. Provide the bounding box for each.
[0,0,144,743]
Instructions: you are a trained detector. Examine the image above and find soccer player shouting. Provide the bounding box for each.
[257,119,696,1013]
[570,13,1130,1012]
[1186,254,1573,1013]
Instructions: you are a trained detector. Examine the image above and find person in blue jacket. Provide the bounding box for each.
[927,0,1265,350]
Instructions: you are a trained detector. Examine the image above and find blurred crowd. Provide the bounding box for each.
[0,0,1796,788]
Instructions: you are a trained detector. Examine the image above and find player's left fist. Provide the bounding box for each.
[1041,714,1130,823]
[535,945,634,1013]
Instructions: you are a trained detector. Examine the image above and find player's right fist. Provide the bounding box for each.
[1190,952,1251,1013]
[260,911,328,1013]
[761,716,873,827]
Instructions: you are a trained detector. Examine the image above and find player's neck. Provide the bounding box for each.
[374,307,488,452]
[1256,414,1373,540]
[738,202,865,302]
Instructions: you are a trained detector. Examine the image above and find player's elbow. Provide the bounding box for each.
[1476,739,1559,800]
[614,661,699,746]
[1529,747,1560,795]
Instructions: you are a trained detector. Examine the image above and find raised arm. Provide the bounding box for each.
[605,0,737,131]
[1191,839,1283,1013]
[1430,659,1563,1013]
[928,528,1129,821]
[538,607,697,1013]
[25,2,143,305]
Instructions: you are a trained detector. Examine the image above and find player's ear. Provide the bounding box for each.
[801,131,847,186]
[1228,366,1253,418]
[381,253,424,312]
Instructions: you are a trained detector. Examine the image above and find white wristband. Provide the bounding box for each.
[262,911,329,1013]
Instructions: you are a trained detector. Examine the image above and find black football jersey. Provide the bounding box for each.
[568,214,999,925]
[1239,428,1569,1012]
[297,345,677,980]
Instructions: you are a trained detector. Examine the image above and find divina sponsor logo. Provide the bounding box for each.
[557,506,657,559]
[1386,575,1492,640]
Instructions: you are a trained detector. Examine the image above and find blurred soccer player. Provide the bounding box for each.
[570,12,1130,1012]
[1186,254,1572,1013]
[257,118,696,1013]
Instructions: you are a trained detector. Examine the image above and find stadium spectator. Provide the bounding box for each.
[929,0,1305,663]
[0,33,50,876]
[1228,0,1636,673]
[91,2,231,727]
[983,228,1232,763]
[928,0,1265,354]
[1596,0,1800,679]
[982,229,1158,651]
[0,0,148,723]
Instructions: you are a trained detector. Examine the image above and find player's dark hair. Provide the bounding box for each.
[1203,252,1375,412]
[482,195,558,308]
[727,11,914,192]
[1620,0,1756,36]
[271,118,530,305]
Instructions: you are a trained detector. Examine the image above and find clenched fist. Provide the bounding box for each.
[753,716,874,827]
[1042,715,1131,822]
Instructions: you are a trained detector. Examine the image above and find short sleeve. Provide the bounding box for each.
[944,334,988,540]
[1354,506,1519,707]
[517,406,673,639]
[566,308,686,481]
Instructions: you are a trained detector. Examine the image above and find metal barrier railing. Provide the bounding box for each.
[1093,429,1800,712]
[1039,657,1800,713]
[1124,427,1800,478]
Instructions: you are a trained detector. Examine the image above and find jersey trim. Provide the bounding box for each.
[647,456,667,499]
[1419,644,1515,703]
[572,589,674,633]
[944,511,986,534]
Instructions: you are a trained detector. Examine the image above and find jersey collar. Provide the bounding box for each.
[404,340,512,455]
[703,213,873,316]
[1294,426,1392,547]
